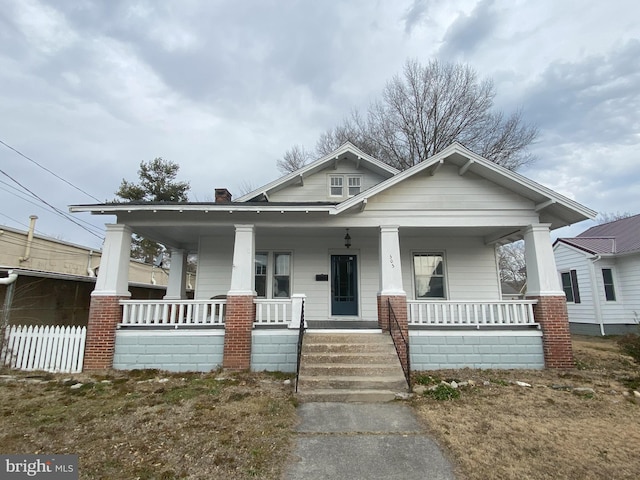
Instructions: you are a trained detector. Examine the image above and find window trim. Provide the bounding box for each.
[254,251,293,299]
[329,175,343,197]
[601,268,616,301]
[328,174,363,198]
[560,270,581,304]
[347,175,362,197]
[412,252,447,300]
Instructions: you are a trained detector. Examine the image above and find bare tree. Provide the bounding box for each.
[596,211,634,224]
[281,59,538,172]
[498,241,526,293]
[277,144,313,174]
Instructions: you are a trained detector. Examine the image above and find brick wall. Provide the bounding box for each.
[223,295,256,370]
[84,295,124,370]
[529,295,574,369]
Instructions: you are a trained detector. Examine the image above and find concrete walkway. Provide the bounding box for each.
[282,403,456,480]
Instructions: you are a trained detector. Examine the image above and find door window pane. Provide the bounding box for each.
[413,254,445,298]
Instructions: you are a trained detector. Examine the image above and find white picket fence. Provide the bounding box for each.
[1,325,86,373]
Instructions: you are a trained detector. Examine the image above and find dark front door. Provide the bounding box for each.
[331,255,358,316]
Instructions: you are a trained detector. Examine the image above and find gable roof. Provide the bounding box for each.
[556,213,640,255]
[332,142,596,229]
[235,142,399,202]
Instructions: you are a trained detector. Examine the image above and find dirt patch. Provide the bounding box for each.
[0,370,297,479]
[411,335,640,480]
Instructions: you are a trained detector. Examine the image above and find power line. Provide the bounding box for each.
[0,167,103,240]
[0,139,102,202]
[0,182,104,237]
[0,211,31,229]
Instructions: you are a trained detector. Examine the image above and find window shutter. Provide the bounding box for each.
[570,269,581,304]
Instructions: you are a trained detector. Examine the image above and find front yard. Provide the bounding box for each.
[0,335,638,479]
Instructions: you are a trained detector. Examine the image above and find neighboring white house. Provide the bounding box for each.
[554,214,640,335]
[71,142,596,373]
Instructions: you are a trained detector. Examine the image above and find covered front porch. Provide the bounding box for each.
[81,219,567,373]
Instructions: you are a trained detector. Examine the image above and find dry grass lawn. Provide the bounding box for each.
[1,335,638,479]
[0,369,297,479]
[412,335,640,480]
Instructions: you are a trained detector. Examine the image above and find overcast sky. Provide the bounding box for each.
[1,0,639,250]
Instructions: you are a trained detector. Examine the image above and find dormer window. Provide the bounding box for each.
[330,176,343,196]
[348,176,361,196]
[329,175,362,198]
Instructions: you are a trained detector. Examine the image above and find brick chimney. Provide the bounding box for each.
[215,188,232,203]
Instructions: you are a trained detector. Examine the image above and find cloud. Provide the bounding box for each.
[521,39,640,146]
[438,0,498,60]
[403,0,429,34]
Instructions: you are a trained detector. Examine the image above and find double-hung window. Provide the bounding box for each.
[602,268,616,301]
[254,252,291,298]
[561,270,581,303]
[329,175,362,198]
[413,253,446,298]
[348,176,361,196]
[330,176,343,197]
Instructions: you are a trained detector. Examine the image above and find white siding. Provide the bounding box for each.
[196,231,502,321]
[618,254,640,324]
[366,164,534,212]
[553,243,596,325]
[268,163,386,202]
[195,235,234,299]
[596,258,627,324]
[401,236,501,300]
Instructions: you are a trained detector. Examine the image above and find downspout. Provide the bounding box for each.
[87,250,96,277]
[1,270,19,335]
[18,215,38,263]
[588,254,605,336]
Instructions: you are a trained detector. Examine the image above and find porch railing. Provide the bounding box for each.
[388,299,411,391]
[295,300,306,393]
[407,300,538,327]
[254,299,290,325]
[120,299,226,327]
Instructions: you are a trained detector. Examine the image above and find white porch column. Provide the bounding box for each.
[164,248,187,300]
[522,224,564,296]
[228,224,256,295]
[379,226,405,295]
[94,224,132,297]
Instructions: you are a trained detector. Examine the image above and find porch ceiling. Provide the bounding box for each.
[124,222,520,252]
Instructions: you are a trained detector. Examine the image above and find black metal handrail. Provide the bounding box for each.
[295,301,306,393]
[388,299,411,391]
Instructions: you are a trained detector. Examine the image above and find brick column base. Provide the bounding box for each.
[84,295,125,371]
[529,295,574,369]
[223,295,256,370]
[378,294,409,374]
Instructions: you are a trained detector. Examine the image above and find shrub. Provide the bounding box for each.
[617,334,640,364]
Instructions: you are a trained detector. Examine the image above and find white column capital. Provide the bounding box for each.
[164,248,187,300]
[93,223,132,297]
[228,224,256,296]
[379,225,406,296]
[523,223,564,296]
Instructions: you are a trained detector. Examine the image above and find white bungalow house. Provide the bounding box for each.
[554,214,640,335]
[71,142,595,375]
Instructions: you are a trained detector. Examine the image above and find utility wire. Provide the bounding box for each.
[0,138,102,202]
[0,211,31,229]
[0,181,104,236]
[0,167,103,240]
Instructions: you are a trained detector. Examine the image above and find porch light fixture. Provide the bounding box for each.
[344,229,351,248]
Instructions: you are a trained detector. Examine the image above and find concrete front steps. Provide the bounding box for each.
[297,331,408,403]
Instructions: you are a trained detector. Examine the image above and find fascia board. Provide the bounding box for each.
[69,204,335,214]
